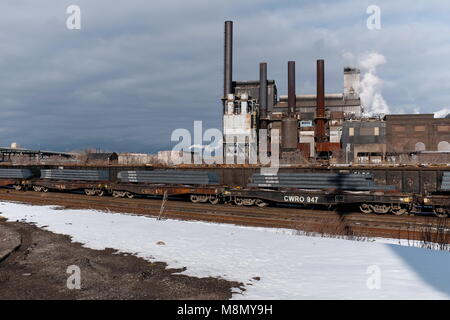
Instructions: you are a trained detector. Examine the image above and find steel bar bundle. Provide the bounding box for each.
[249,173,395,191]
[40,169,109,181]
[0,168,33,179]
[117,170,219,185]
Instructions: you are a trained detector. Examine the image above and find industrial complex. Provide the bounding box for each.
[0,20,450,218]
[2,2,450,304]
[2,21,450,167]
[221,21,450,165]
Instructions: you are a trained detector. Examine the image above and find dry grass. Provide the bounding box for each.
[293,214,450,251]
[293,215,367,241]
[399,217,450,251]
[419,218,450,251]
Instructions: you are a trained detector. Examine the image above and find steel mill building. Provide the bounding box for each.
[220,21,450,165]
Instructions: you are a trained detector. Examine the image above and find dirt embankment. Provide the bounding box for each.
[0,219,242,300]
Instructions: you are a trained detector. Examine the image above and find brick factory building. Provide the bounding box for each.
[385,114,450,153]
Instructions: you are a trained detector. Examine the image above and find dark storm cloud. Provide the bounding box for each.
[0,0,449,152]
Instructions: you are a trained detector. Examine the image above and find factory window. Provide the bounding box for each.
[300,120,313,128]
[357,153,370,164]
[438,141,450,152]
[414,126,426,132]
[438,125,450,132]
[393,126,405,132]
[415,142,426,152]
[349,127,354,136]
[248,101,255,113]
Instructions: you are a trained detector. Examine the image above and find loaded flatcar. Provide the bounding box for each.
[30,169,110,195]
[223,172,413,215]
[109,170,223,202]
[0,166,448,218]
[0,168,34,190]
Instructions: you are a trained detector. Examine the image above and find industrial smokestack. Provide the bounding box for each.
[316,59,326,143]
[282,61,298,151]
[224,21,233,97]
[259,62,268,119]
[287,61,296,116]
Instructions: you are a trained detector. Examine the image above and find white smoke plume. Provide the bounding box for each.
[434,108,450,118]
[357,52,390,116]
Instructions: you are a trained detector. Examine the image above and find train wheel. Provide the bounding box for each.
[391,205,409,216]
[126,192,134,199]
[96,190,104,197]
[234,198,244,206]
[243,198,255,206]
[42,187,49,193]
[255,199,269,207]
[359,203,373,214]
[113,191,125,198]
[372,204,390,214]
[13,185,22,191]
[190,195,200,203]
[433,207,449,218]
[85,189,95,196]
[209,195,220,205]
[33,186,42,192]
[391,207,407,216]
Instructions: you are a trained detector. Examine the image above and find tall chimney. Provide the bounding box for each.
[316,59,326,143]
[259,62,268,120]
[224,21,233,97]
[287,61,296,116]
[282,61,298,151]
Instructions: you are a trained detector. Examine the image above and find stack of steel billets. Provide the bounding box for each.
[249,173,395,191]
[440,172,450,190]
[40,169,109,181]
[0,168,33,179]
[117,170,219,185]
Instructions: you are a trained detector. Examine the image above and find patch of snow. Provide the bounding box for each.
[1,201,450,299]
[434,107,450,118]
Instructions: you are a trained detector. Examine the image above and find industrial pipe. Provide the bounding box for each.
[224,21,233,97]
[259,62,268,119]
[287,61,296,116]
[316,59,326,143]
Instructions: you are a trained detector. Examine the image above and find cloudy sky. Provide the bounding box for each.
[1,0,449,153]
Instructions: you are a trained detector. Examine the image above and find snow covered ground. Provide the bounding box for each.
[1,201,450,299]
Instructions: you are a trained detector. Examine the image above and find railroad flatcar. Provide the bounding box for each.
[0,166,448,217]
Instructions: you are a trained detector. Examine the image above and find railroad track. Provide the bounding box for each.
[0,189,448,243]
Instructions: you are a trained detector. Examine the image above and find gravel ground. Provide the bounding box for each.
[0,217,242,300]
